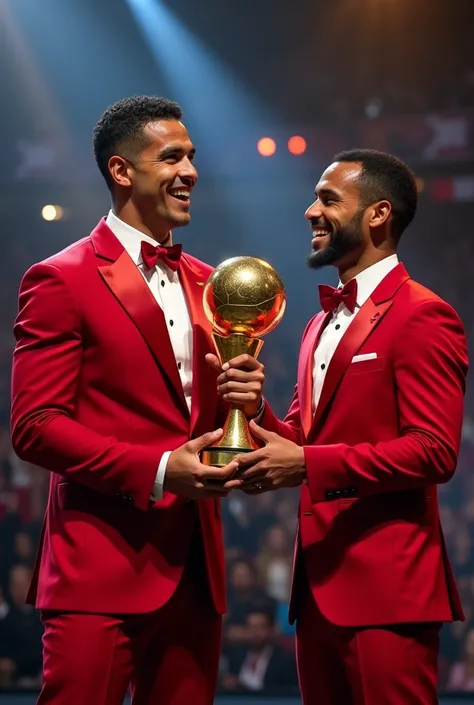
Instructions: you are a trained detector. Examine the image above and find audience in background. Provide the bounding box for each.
[220,608,298,693]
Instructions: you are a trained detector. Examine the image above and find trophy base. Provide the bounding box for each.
[201,445,253,468]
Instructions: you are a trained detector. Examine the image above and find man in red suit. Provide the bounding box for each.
[11,96,239,705]
[210,149,468,704]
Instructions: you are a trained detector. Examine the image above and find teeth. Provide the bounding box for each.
[170,190,190,198]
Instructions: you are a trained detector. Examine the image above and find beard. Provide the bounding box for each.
[307,209,365,270]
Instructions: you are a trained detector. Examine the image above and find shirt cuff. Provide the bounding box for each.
[151,451,171,501]
[251,396,266,424]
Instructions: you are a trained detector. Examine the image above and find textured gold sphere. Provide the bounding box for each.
[203,256,286,337]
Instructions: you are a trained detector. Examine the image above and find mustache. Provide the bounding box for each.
[310,218,332,230]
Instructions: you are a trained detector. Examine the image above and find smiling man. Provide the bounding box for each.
[11,96,238,705]
[210,149,469,704]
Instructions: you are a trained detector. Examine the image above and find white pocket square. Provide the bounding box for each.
[352,353,377,363]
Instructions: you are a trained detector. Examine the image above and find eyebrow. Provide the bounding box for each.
[315,186,342,201]
[158,145,196,160]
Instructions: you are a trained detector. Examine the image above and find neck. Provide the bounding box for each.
[113,201,172,246]
[338,247,396,284]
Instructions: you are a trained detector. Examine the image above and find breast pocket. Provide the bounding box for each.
[345,356,385,376]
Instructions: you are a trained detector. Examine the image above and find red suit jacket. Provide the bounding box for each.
[262,264,468,626]
[11,219,226,615]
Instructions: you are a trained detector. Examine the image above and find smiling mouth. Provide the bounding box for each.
[312,227,331,238]
[169,189,191,203]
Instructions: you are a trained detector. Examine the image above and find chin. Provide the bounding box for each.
[168,213,192,229]
[307,248,337,270]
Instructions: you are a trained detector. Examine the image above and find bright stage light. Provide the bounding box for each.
[257,137,276,157]
[41,205,64,222]
[288,136,307,155]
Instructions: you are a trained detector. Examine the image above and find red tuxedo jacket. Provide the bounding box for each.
[11,219,226,615]
[262,264,468,627]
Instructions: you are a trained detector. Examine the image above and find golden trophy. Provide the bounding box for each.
[201,256,286,467]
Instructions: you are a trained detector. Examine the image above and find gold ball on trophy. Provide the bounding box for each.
[201,256,286,467]
[203,256,286,338]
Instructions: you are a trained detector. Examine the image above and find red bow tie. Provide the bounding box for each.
[318,279,358,313]
[140,241,182,272]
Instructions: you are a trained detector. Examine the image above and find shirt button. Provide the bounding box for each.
[178,362,182,370]
[169,320,174,326]
[161,280,165,287]
[321,363,326,370]
[335,324,341,330]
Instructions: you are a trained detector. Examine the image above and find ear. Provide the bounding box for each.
[368,200,392,229]
[108,155,133,189]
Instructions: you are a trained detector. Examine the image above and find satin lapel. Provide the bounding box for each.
[98,250,188,415]
[299,312,332,439]
[179,256,214,435]
[308,298,393,439]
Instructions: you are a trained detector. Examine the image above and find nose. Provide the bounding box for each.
[179,158,198,187]
[305,200,322,222]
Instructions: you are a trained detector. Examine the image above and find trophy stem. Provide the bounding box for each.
[201,333,264,467]
[212,332,264,364]
[201,407,259,467]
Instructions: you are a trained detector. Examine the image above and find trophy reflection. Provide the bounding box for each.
[201,256,286,467]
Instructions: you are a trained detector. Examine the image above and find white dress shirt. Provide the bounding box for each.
[313,254,399,411]
[106,210,193,500]
[238,646,273,691]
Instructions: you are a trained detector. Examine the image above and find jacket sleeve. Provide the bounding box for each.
[259,385,302,444]
[305,299,468,503]
[11,262,165,511]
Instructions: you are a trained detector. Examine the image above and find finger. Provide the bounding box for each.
[222,355,263,372]
[222,478,245,490]
[234,449,267,467]
[199,461,239,482]
[188,428,223,453]
[217,368,264,385]
[236,463,268,481]
[195,482,230,498]
[241,486,274,495]
[248,419,274,443]
[223,472,267,490]
[221,392,261,405]
[205,353,222,372]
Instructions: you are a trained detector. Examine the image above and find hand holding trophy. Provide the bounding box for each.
[201,256,286,467]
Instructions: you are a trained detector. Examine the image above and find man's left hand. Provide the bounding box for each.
[224,420,306,494]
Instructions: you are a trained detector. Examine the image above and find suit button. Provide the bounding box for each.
[334,489,342,498]
[341,488,349,497]
[348,486,357,496]
[325,490,334,501]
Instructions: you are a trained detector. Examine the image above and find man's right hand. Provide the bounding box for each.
[205,353,265,418]
[164,429,237,499]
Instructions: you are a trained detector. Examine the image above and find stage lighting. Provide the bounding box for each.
[41,205,64,222]
[288,136,307,155]
[257,138,276,157]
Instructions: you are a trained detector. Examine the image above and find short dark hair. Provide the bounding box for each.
[93,96,182,190]
[332,148,418,239]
